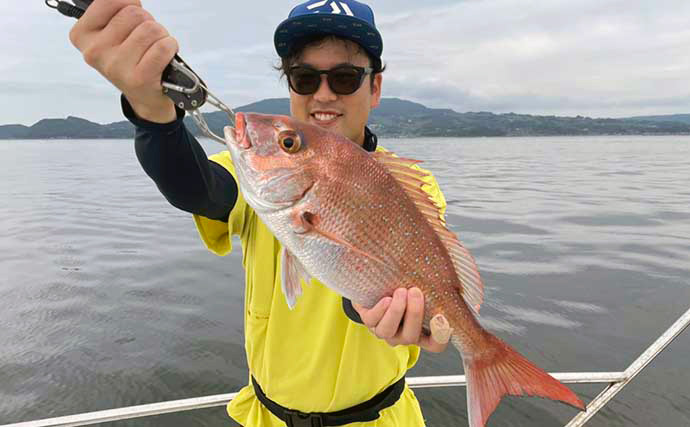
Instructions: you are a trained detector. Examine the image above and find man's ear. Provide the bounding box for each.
[370,73,382,109]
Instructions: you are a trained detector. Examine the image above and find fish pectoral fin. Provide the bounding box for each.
[280,246,312,309]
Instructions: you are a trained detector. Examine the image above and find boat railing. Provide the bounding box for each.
[3,307,689,427]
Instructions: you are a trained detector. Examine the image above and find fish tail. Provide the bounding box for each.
[460,332,585,427]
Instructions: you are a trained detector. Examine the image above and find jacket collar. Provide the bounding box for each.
[363,126,378,152]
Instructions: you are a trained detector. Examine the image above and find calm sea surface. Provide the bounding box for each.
[1,136,689,426]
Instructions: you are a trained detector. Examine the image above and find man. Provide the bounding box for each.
[69,0,449,425]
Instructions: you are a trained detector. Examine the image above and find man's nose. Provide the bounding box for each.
[313,75,337,102]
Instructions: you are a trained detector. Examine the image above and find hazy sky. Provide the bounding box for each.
[4,0,690,125]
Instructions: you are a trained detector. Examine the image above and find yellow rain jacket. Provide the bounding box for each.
[193,147,446,427]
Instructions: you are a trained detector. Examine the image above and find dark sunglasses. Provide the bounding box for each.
[287,65,374,95]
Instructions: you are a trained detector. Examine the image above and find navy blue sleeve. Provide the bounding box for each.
[121,96,237,221]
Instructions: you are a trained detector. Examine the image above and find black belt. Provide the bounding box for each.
[251,375,406,427]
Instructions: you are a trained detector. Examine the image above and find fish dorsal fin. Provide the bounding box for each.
[372,151,484,314]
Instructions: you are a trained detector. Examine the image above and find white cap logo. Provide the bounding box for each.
[307,1,355,16]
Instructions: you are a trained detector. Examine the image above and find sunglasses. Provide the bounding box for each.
[287,65,374,95]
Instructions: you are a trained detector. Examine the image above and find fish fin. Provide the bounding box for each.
[280,246,311,309]
[444,237,484,315]
[462,333,585,427]
[372,150,484,314]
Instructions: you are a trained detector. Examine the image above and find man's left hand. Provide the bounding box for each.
[353,287,450,353]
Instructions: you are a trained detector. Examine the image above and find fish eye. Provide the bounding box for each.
[279,132,301,154]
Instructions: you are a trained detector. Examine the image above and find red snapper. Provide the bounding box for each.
[224,112,585,426]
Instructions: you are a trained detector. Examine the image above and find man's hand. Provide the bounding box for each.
[68,0,177,123]
[354,287,451,353]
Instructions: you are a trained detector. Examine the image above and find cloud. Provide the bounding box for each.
[3,0,690,124]
[380,0,690,117]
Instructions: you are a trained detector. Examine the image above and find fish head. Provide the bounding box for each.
[224,113,318,213]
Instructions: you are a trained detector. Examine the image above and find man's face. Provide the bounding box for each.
[289,38,382,146]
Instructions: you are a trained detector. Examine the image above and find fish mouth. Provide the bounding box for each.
[234,113,248,148]
[224,113,249,150]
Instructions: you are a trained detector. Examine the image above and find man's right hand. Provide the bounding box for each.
[69,0,178,123]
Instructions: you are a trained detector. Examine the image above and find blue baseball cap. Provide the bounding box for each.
[274,0,383,60]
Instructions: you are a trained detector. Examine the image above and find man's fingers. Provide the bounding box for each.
[354,297,392,328]
[118,19,170,77]
[417,314,452,353]
[134,36,179,89]
[102,5,156,48]
[65,0,176,122]
[70,0,140,48]
[93,10,160,75]
[398,288,424,344]
[374,288,407,339]
[418,334,448,353]
[429,313,452,345]
[74,4,154,72]
[355,288,451,354]
[81,0,142,32]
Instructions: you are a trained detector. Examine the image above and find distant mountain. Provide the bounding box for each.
[624,114,690,125]
[0,116,134,139]
[2,98,690,139]
[0,124,29,138]
[236,98,291,115]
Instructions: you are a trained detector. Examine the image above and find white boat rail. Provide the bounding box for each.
[3,306,688,427]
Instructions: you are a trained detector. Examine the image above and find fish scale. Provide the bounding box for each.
[225,112,585,426]
[307,146,456,308]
